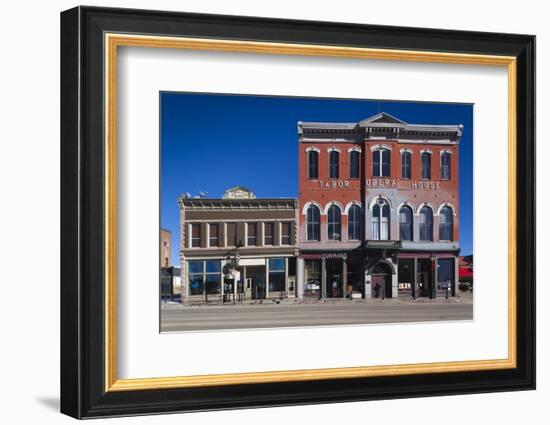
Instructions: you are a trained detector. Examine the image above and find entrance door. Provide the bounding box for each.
[371,262,392,299]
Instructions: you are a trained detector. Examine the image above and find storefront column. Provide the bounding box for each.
[265,259,270,299]
[432,257,439,299]
[297,257,304,299]
[220,259,224,300]
[321,257,327,299]
[284,257,289,298]
[243,266,247,300]
[412,258,417,299]
[454,256,459,297]
[342,258,348,298]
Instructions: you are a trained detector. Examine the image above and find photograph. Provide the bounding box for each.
[159,93,474,332]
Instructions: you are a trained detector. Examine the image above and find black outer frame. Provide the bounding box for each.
[60,6,536,419]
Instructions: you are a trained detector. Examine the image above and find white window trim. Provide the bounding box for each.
[347,146,361,153]
[344,200,362,215]
[369,144,393,152]
[436,202,457,216]
[323,201,344,215]
[305,146,320,153]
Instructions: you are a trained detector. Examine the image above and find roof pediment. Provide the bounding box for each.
[359,112,407,127]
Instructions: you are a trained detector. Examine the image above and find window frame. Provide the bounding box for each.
[306,204,321,241]
[329,150,339,179]
[372,148,391,177]
[327,204,342,241]
[421,151,432,180]
[349,150,360,179]
[401,151,412,179]
[308,149,319,179]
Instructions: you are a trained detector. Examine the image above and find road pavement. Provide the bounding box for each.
[161,298,473,332]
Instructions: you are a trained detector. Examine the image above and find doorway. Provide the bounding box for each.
[371,262,392,298]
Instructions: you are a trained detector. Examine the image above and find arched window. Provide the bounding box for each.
[439,206,454,241]
[419,206,433,241]
[401,151,411,179]
[327,204,342,240]
[441,152,451,180]
[372,148,390,177]
[329,150,339,179]
[372,201,390,240]
[348,204,361,240]
[306,205,321,241]
[308,150,319,179]
[349,150,360,179]
[399,205,413,241]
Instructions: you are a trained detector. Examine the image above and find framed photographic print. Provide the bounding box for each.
[60,6,535,419]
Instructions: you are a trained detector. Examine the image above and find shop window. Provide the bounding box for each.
[327,204,342,241]
[306,205,321,241]
[268,258,285,292]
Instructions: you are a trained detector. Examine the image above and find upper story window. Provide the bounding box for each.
[349,150,360,179]
[247,223,257,246]
[419,206,433,241]
[439,206,454,241]
[441,152,451,180]
[226,222,237,247]
[308,150,319,179]
[329,150,339,179]
[264,222,274,245]
[372,200,390,240]
[208,223,219,247]
[401,151,412,179]
[348,204,361,240]
[421,152,431,180]
[281,222,291,245]
[191,223,201,247]
[399,205,413,241]
[372,148,390,177]
[306,205,321,241]
[327,205,342,241]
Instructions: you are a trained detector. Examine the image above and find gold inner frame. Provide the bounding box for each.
[104,33,517,392]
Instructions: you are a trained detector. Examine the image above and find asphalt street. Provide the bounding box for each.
[161,298,473,332]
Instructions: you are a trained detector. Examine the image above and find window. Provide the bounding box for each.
[306,205,321,241]
[308,150,319,179]
[439,206,454,241]
[191,223,201,247]
[164,257,169,267]
[264,222,274,245]
[205,260,221,294]
[372,148,390,177]
[226,222,237,247]
[421,152,431,179]
[349,150,360,178]
[348,204,361,240]
[247,223,257,246]
[401,151,411,179]
[188,260,204,295]
[372,201,390,240]
[441,152,451,180]
[329,150,339,178]
[268,258,285,292]
[399,205,413,241]
[208,223,219,247]
[327,204,342,241]
[305,260,321,296]
[419,206,434,241]
[281,222,291,245]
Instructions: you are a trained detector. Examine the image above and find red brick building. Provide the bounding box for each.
[296,112,462,299]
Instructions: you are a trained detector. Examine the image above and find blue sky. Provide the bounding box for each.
[161,92,473,266]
